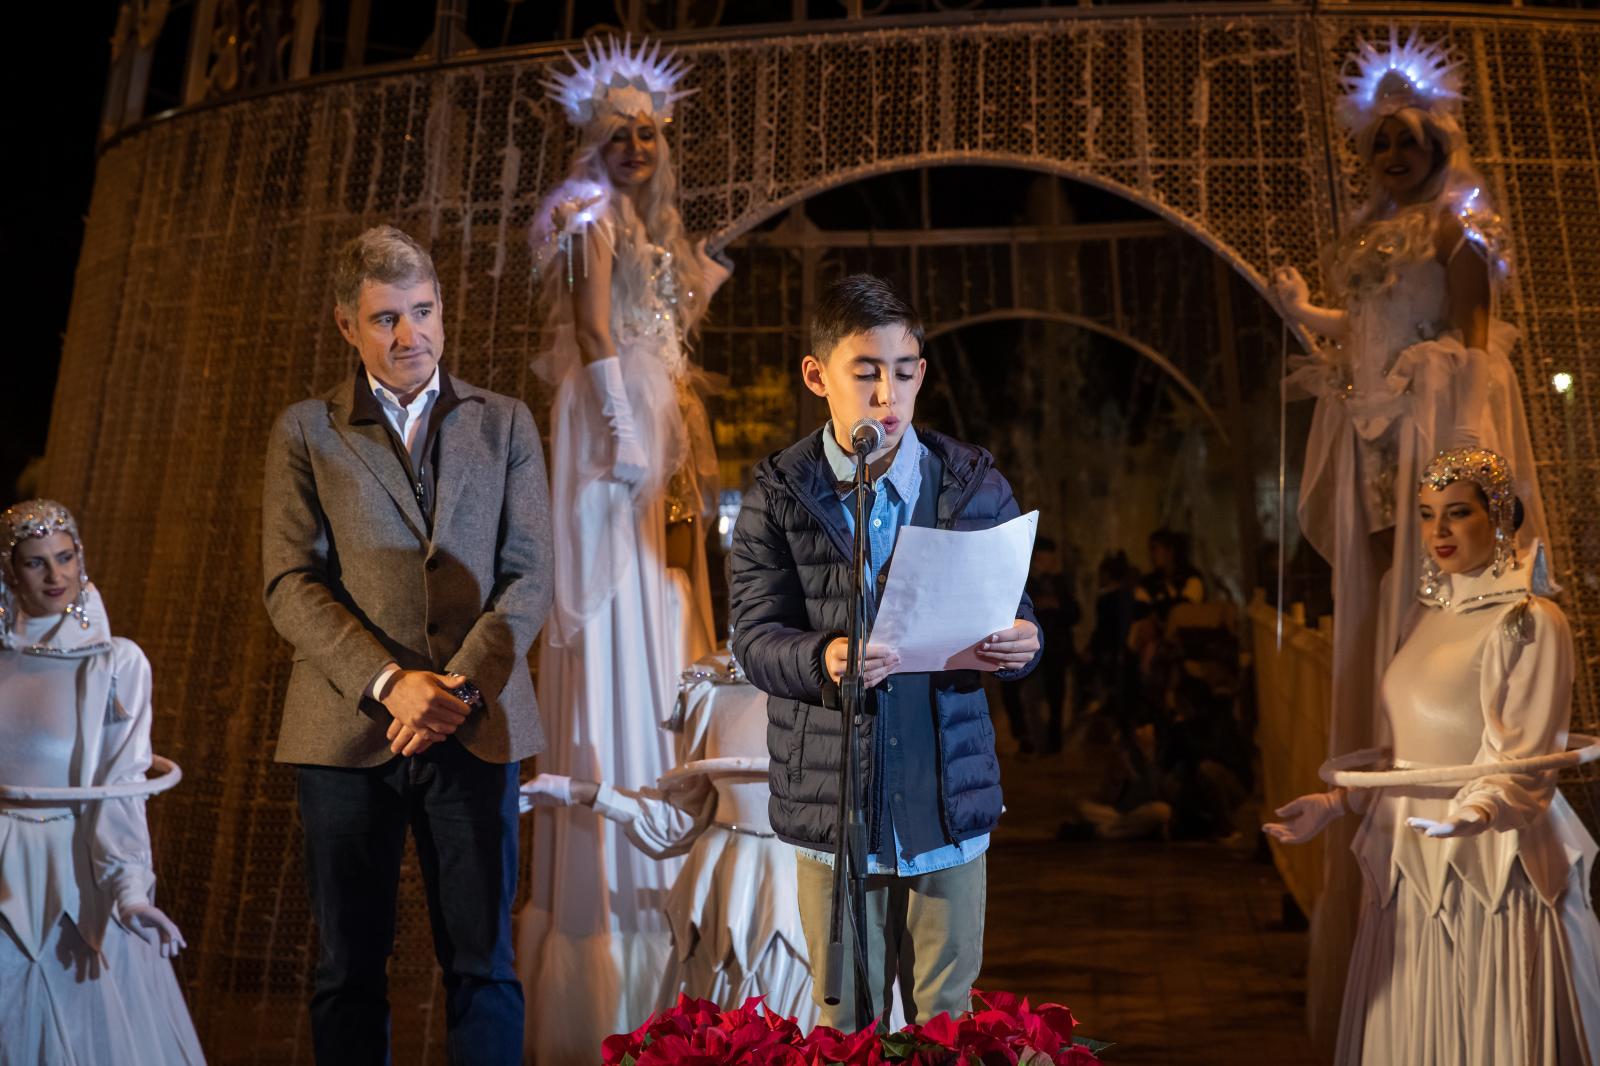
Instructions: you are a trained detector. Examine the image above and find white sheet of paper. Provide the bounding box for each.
[867,510,1038,673]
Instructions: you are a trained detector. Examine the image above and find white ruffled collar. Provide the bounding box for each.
[1420,540,1552,612]
[1,584,113,657]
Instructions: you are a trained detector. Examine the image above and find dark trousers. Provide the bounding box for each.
[296,741,523,1066]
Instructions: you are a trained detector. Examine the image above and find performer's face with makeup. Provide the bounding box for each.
[1370,116,1437,203]
[335,276,444,401]
[603,116,660,189]
[802,325,926,461]
[1418,481,1495,575]
[10,532,80,618]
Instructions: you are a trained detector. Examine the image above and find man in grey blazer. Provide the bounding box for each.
[263,225,553,1066]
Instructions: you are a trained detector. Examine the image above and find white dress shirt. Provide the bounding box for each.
[367,366,440,471]
[364,366,441,703]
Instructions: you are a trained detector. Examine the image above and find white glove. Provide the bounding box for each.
[519,772,575,814]
[586,357,649,487]
[1262,790,1346,845]
[1271,265,1310,312]
[1407,805,1490,839]
[118,901,187,958]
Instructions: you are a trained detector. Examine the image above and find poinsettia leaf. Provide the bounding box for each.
[1016,1050,1055,1066]
[1071,1037,1112,1053]
[880,1031,924,1059]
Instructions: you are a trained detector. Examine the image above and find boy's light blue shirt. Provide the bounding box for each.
[799,422,989,877]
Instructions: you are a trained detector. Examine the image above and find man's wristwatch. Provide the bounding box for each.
[449,679,484,710]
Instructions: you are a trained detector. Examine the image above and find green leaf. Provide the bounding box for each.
[1073,1035,1116,1054]
[879,1031,923,1059]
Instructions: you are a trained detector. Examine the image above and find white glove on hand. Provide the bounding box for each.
[586,357,649,487]
[1263,790,1346,845]
[1406,806,1491,839]
[1271,265,1311,313]
[118,901,187,958]
[519,772,575,815]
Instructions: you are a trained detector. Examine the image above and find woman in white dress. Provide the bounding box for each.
[1273,30,1549,755]
[1265,449,1600,1065]
[516,36,733,1064]
[522,652,816,1030]
[0,499,205,1065]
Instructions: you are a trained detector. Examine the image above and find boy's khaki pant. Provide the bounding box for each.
[795,852,987,1031]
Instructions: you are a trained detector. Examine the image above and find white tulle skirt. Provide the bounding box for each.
[0,913,206,1066]
[516,488,690,1064]
[1337,860,1600,1065]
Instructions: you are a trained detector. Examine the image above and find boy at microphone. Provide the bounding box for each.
[729,273,1041,1029]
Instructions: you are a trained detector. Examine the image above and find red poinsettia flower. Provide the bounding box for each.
[745,1043,813,1066]
[1032,1003,1077,1045]
[602,990,1097,1066]
[635,1032,729,1066]
[911,1013,961,1050]
[803,1024,882,1065]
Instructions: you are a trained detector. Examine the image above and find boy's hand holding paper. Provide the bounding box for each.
[867,510,1040,674]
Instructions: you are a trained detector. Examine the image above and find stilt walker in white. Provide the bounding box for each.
[1275,28,1551,759]
[515,36,733,1065]
[1271,29,1559,1048]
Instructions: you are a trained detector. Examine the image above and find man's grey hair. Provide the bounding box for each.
[333,225,440,310]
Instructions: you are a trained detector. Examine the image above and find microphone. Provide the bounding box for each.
[849,418,886,456]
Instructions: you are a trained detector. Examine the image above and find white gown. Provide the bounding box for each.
[0,589,205,1065]
[517,210,719,1064]
[1338,558,1600,1065]
[590,654,815,1028]
[1291,234,1550,756]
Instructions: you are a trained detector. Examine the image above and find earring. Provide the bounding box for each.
[1418,551,1445,604]
[1491,528,1517,578]
[67,569,91,630]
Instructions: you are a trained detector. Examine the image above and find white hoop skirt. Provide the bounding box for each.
[1,906,206,1066]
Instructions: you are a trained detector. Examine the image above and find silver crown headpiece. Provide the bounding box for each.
[1336,28,1463,134]
[544,34,694,128]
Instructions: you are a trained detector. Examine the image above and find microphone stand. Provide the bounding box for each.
[823,432,878,1031]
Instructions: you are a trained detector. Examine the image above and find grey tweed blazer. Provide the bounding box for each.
[262,369,553,768]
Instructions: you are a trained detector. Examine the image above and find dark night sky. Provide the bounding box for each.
[7,4,118,500]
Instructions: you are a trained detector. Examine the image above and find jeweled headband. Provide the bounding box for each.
[3,498,81,556]
[1420,448,1518,576]
[0,498,92,632]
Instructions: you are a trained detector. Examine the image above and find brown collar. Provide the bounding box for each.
[347,367,470,426]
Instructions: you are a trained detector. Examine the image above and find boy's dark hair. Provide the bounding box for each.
[810,273,925,362]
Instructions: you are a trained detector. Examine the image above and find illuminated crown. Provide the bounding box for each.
[1336,28,1463,134]
[544,34,694,128]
